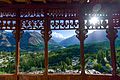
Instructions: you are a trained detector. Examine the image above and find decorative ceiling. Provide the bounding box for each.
[0,0,120,4]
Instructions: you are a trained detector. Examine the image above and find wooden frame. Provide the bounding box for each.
[0,3,120,80]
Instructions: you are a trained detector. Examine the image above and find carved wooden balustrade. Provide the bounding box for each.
[0,3,120,80]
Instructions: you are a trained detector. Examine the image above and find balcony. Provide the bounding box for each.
[0,0,120,80]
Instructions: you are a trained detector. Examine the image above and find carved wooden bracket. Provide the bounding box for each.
[106,28,118,41]
[12,30,24,41]
[75,28,88,42]
[41,29,52,42]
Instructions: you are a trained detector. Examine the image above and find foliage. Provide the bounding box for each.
[0,41,120,74]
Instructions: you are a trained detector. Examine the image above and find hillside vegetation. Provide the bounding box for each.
[0,41,120,74]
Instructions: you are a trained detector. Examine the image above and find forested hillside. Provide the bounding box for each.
[0,41,120,74]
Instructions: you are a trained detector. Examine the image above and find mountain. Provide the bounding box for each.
[60,30,120,47]
[1,30,120,51]
[51,36,64,43]
[0,31,11,47]
[60,35,79,47]
[51,32,65,43]
[0,31,61,52]
[85,31,107,43]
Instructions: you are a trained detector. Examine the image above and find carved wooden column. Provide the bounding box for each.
[12,9,21,75]
[12,9,24,80]
[41,11,51,77]
[76,28,88,75]
[12,30,20,75]
[76,5,88,75]
[12,30,24,74]
[41,28,51,76]
[106,27,118,77]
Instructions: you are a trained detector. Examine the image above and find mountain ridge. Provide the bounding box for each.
[60,30,120,47]
[0,31,61,52]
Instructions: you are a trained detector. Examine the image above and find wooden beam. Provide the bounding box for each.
[79,0,87,4]
[15,0,27,2]
[0,0,12,4]
[33,0,46,3]
[66,0,72,3]
[26,0,32,4]
[9,0,17,3]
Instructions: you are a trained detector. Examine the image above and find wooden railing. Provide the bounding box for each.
[0,74,118,80]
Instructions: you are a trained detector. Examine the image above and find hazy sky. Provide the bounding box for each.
[52,30,95,39]
[5,30,95,39]
[52,30,75,39]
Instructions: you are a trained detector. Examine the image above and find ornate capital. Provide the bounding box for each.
[75,28,88,42]
[106,28,118,41]
[41,29,52,41]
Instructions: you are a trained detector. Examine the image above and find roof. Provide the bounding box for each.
[0,0,120,4]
